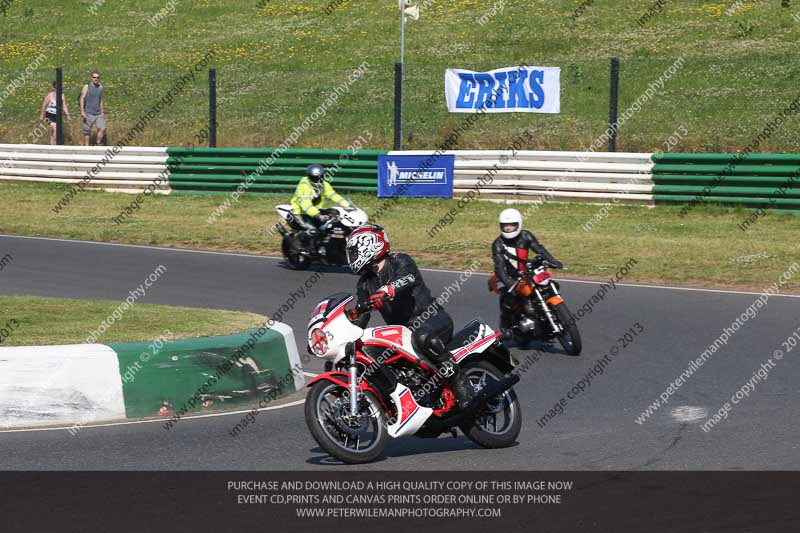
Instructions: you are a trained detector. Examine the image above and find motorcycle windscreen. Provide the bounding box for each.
[308,293,352,327]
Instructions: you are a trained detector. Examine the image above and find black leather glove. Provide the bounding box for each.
[315,214,330,225]
[546,259,564,269]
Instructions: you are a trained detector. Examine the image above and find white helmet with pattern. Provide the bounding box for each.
[498,208,522,239]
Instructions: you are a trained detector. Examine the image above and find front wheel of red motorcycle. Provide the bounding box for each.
[553,302,582,356]
[459,361,522,449]
[304,381,388,464]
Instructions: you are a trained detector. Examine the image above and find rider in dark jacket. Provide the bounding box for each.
[347,224,473,406]
[492,208,563,338]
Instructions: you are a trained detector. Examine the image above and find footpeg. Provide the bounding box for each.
[439,361,455,378]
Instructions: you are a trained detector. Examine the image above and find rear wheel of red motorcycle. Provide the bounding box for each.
[553,302,582,356]
[459,361,522,448]
[304,381,388,464]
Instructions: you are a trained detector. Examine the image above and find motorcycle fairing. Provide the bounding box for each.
[447,319,501,363]
[307,294,363,362]
[335,206,368,228]
[386,384,432,439]
[365,326,415,354]
[276,204,294,221]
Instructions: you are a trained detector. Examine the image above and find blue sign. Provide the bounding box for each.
[377,154,455,198]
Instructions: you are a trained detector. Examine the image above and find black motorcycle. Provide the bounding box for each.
[490,257,582,355]
[274,204,368,270]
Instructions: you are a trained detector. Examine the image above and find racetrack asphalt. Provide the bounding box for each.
[1,234,798,470]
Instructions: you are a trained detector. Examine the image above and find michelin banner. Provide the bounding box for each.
[445,65,560,113]
[378,154,455,198]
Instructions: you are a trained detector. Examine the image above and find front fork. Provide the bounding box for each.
[533,286,563,334]
[346,343,360,416]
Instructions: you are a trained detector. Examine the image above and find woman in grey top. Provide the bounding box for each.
[39,81,71,145]
[80,71,106,146]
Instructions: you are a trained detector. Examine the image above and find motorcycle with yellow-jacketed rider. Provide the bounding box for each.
[275,164,369,270]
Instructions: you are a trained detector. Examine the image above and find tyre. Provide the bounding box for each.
[459,361,522,448]
[281,234,310,270]
[553,302,582,356]
[304,381,388,464]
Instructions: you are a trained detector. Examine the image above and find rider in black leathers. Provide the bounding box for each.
[492,208,563,339]
[347,225,474,406]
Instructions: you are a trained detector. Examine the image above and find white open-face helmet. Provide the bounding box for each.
[499,208,522,239]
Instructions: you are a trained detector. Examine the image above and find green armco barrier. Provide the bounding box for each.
[172,164,377,174]
[168,177,377,189]
[166,156,379,168]
[170,172,376,186]
[169,181,377,192]
[652,153,800,164]
[651,152,800,210]
[652,164,800,176]
[164,147,385,194]
[109,326,299,419]
[653,184,800,197]
[652,194,800,209]
[651,174,800,186]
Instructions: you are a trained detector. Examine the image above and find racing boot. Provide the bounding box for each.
[295,217,319,248]
[499,307,514,344]
[428,338,474,407]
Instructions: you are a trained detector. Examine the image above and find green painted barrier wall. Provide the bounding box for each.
[651,152,800,210]
[165,147,386,195]
[110,326,298,418]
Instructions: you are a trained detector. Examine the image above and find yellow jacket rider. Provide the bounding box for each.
[291,164,351,233]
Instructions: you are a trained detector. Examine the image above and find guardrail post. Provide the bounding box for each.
[209,69,217,148]
[608,57,620,152]
[394,62,403,150]
[55,67,63,145]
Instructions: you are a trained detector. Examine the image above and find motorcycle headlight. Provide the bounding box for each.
[310,328,329,357]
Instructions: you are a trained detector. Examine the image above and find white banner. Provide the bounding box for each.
[445,65,560,113]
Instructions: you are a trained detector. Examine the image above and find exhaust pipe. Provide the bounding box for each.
[469,373,520,409]
[425,373,520,432]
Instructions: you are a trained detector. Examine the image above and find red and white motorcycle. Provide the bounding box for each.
[303,293,522,464]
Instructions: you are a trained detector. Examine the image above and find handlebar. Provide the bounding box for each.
[346,297,390,321]
[526,256,564,270]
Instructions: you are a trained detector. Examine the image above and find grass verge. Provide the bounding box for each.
[0,294,266,346]
[1,182,798,293]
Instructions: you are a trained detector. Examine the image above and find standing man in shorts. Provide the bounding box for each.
[80,71,106,146]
